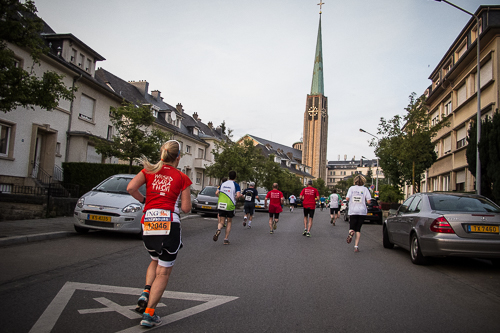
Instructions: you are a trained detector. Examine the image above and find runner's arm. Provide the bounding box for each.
[180,187,191,213]
[127,171,146,203]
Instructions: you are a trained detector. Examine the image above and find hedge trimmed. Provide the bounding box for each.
[62,162,142,194]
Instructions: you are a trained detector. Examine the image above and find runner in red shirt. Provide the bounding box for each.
[265,183,284,234]
[127,140,191,328]
[299,180,320,237]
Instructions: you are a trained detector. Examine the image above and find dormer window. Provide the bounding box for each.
[193,127,199,135]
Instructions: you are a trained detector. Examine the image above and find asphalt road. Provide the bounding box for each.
[1,208,499,332]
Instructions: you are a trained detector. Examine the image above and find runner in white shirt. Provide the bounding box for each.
[289,194,296,212]
[328,189,342,226]
[346,175,371,252]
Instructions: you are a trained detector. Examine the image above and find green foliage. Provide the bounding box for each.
[466,111,500,204]
[312,178,329,197]
[63,162,142,194]
[335,180,348,197]
[94,102,171,173]
[0,0,76,112]
[374,93,449,192]
[378,184,404,203]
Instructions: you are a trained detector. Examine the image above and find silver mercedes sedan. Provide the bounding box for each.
[383,192,500,265]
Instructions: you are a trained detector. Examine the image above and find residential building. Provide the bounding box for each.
[327,156,384,191]
[423,5,500,193]
[1,20,123,191]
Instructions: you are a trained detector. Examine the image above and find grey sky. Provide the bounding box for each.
[35,0,489,162]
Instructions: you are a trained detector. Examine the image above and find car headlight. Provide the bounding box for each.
[122,203,142,213]
[193,198,198,204]
[76,197,85,208]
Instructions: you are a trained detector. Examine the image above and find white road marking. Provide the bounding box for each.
[30,281,238,333]
[78,297,166,319]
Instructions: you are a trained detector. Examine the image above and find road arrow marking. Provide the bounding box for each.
[30,281,238,333]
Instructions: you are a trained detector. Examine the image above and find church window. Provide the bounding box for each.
[314,97,319,108]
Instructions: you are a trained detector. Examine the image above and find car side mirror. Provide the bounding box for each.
[388,209,398,217]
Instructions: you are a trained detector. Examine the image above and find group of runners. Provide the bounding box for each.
[126,140,372,328]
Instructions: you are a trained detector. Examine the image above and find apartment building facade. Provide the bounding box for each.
[422,5,500,193]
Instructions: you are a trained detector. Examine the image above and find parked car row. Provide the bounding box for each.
[342,198,383,224]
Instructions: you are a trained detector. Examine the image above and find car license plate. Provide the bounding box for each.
[201,206,212,209]
[468,225,499,233]
[88,214,111,222]
[256,205,262,208]
[367,213,373,216]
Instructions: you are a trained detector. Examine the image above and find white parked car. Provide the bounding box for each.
[73,174,145,235]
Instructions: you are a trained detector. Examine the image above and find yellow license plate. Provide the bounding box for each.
[468,225,499,233]
[201,206,212,209]
[367,213,373,216]
[88,214,111,222]
[256,205,263,208]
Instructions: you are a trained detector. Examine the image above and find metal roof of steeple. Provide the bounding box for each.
[310,15,324,96]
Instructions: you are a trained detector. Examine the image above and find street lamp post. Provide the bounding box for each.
[434,0,481,195]
[359,129,379,193]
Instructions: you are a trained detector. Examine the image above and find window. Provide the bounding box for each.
[456,126,467,149]
[480,59,493,88]
[443,60,452,76]
[433,177,438,191]
[431,109,439,126]
[196,172,202,185]
[186,145,191,154]
[198,148,204,159]
[457,84,466,106]
[79,54,84,67]
[71,49,77,63]
[408,196,421,213]
[86,58,92,72]
[56,142,61,156]
[444,99,452,116]
[193,127,199,135]
[0,123,11,156]
[79,94,95,121]
[107,125,113,140]
[442,175,450,191]
[443,136,451,154]
[86,145,101,163]
[455,40,467,60]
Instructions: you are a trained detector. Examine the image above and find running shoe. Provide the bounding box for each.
[136,291,149,312]
[248,224,252,229]
[223,239,230,245]
[354,246,360,252]
[302,229,307,236]
[213,229,221,242]
[330,218,333,224]
[140,313,162,327]
[270,230,274,234]
[306,232,311,237]
[273,220,277,230]
[243,217,247,227]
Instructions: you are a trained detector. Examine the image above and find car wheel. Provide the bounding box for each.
[74,225,89,234]
[410,233,427,265]
[382,225,394,249]
[343,213,349,222]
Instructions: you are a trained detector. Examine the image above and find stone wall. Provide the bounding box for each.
[0,194,77,221]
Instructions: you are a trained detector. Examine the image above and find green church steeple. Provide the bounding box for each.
[310,15,324,96]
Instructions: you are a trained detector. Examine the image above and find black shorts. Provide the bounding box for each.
[218,210,235,218]
[290,202,296,207]
[143,222,182,261]
[303,207,315,218]
[349,215,364,232]
[244,202,256,215]
[330,207,340,214]
[269,212,280,219]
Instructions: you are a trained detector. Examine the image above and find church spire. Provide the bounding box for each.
[310,14,324,95]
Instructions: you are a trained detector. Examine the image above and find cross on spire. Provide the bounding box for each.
[318,1,325,14]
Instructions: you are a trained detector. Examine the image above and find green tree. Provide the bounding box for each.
[466,110,500,204]
[374,93,449,192]
[205,138,265,184]
[0,0,75,112]
[378,184,404,203]
[94,102,171,173]
[312,178,329,197]
[335,180,348,197]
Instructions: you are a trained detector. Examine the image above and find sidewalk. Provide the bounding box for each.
[0,216,76,247]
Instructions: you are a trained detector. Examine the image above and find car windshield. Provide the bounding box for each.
[95,176,146,195]
[258,194,267,201]
[429,194,500,213]
[200,187,217,196]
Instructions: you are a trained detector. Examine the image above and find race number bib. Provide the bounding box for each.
[245,193,253,201]
[352,195,362,203]
[218,202,228,210]
[143,209,171,235]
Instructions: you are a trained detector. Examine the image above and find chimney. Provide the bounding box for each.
[176,103,183,114]
[344,154,347,161]
[129,80,149,97]
[151,90,161,101]
[193,112,198,121]
[338,155,340,161]
[208,121,213,129]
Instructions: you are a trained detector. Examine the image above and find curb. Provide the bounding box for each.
[0,231,75,247]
